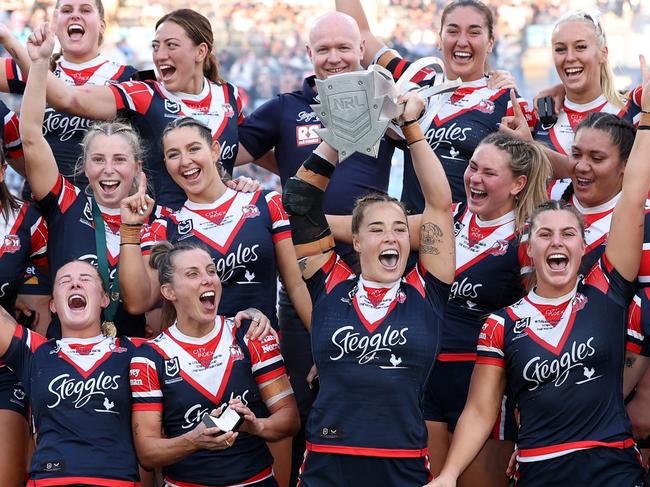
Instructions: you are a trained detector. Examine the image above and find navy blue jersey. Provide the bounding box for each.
[478,256,635,462]
[440,203,524,357]
[3,326,139,483]
[0,99,22,160]
[109,79,243,209]
[38,174,165,336]
[0,201,47,312]
[305,254,450,456]
[239,75,394,216]
[141,189,290,329]
[379,54,535,210]
[130,317,285,486]
[5,56,136,193]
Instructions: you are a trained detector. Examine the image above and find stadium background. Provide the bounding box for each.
[1,0,648,196]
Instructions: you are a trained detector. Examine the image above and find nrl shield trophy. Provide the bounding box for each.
[311,58,461,160]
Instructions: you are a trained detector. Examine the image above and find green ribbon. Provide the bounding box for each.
[92,200,120,324]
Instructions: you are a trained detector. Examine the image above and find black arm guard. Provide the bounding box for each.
[283,176,332,247]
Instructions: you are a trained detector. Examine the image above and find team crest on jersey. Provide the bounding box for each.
[477,99,495,114]
[222,103,234,118]
[241,204,260,219]
[164,99,181,114]
[572,292,588,311]
[178,219,193,235]
[454,220,465,237]
[13,388,25,401]
[229,344,244,361]
[489,239,509,256]
[165,357,180,377]
[2,234,20,253]
[514,317,530,334]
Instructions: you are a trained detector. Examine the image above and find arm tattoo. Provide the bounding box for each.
[625,354,638,369]
[421,222,443,255]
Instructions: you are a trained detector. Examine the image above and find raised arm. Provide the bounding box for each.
[119,174,161,314]
[19,23,61,201]
[16,23,117,121]
[282,142,338,280]
[605,56,650,281]
[335,0,386,67]
[401,92,455,284]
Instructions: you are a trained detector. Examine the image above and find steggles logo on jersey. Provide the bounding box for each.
[296,110,319,123]
[43,109,94,141]
[215,243,260,284]
[47,372,121,409]
[182,390,250,429]
[330,325,408,365]
[220,142,238,163]
[450,277,481,301]
[425,122,471,154]
[522,338,597,391]
[2,234,20,253]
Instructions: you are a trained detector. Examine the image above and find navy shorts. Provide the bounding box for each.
[515,446,646,487]
[423,359,517,441]
[297,451,431,487]
[0,366,28,419]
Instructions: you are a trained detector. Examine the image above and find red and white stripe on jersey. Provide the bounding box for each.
[572,194,618,255]
[2,108,22,159]
[246,333,285,385]
[321,253,355,295]
[110,80,156,114]
[352,276,401,334]
[56,54,129,87]
[55,335,121,378]
[453,207,519,275]
[626,292,647,355]
[130,355,163,411]
[4,57,25,82]
[12,325,47,353]
[517,438,636,463]
[165,466,274,487]
[51,174,82,214]
[264,191,291,243]
[505,93,537,129]
[476,314,506,367]
[547,95,626,155]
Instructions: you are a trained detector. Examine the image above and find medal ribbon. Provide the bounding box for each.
[92,200,119,324]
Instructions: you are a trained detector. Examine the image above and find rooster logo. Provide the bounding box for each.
[380,353,407,369]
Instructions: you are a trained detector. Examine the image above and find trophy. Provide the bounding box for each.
[311,57,461,160]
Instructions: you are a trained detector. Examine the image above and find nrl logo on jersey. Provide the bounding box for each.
[513,317,530,334]
[177,219,193,235]
[164,99,181,114]
[165,357,180,377]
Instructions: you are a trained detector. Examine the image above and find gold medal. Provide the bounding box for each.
[102,321,117,338]
[111,291,120,302]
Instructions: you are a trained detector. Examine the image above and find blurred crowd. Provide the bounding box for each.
[1,0,648,193]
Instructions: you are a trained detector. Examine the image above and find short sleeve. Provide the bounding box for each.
[141,218,169,255]
[4,58,26,94]
[264,191,291,243]
[244,332,286,385]
[1,104,22,159]
[130,345,163,412]
[476,314,506,367]
[2,326,47,380]
[238,97,281,159]
[403,261,451,315]
[108,80,155,114]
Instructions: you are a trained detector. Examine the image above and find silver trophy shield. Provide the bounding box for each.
[311,69,397,161]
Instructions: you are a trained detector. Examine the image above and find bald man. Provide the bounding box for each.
[235,11,398,486]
